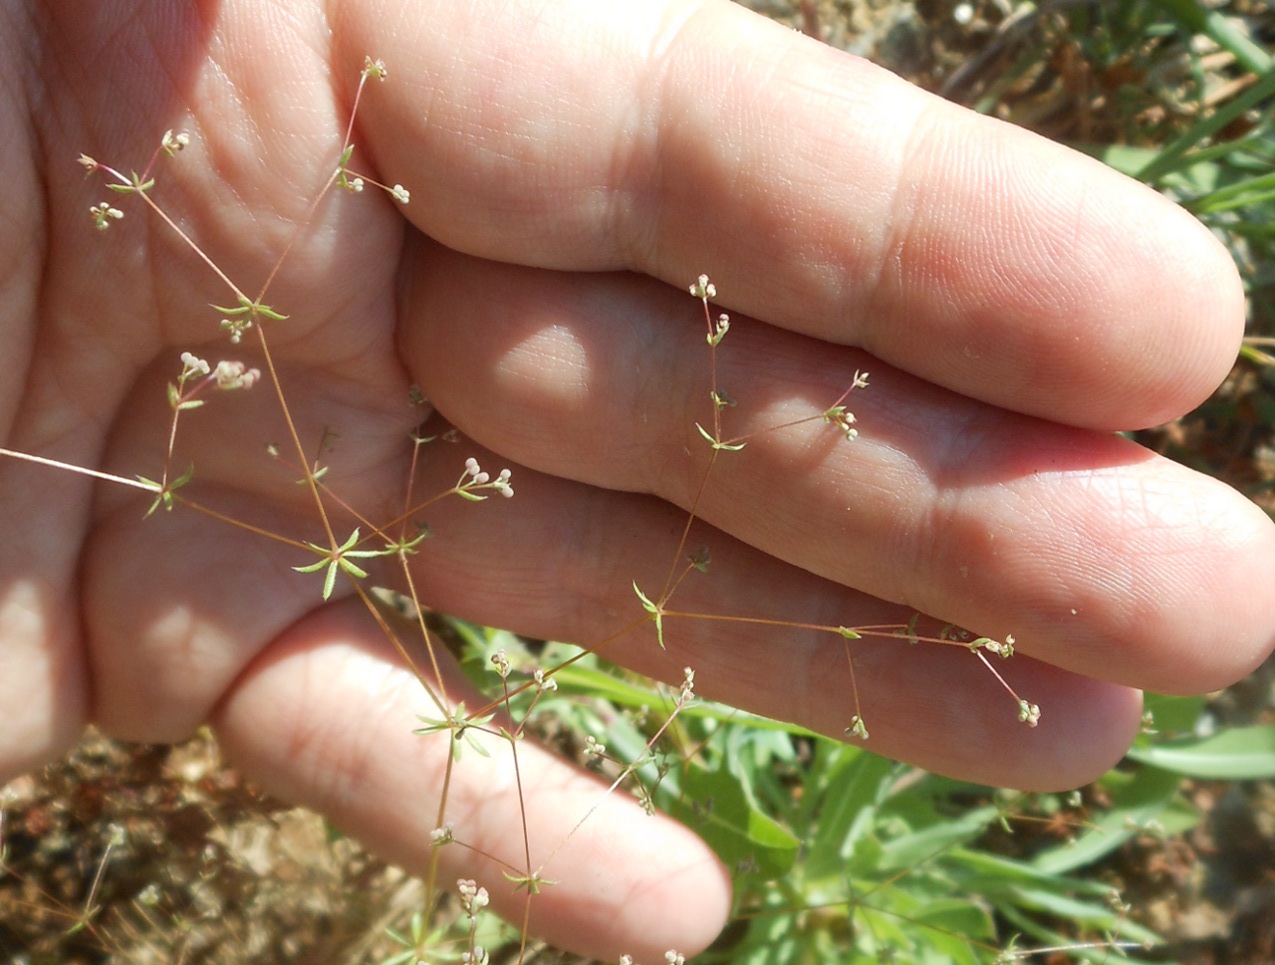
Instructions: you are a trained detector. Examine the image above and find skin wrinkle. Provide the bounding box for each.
[911,407,1045,617]
[862,89,943,357]
[861,97,1228,427]
[736,32,915,330]
[881,123,1045,383]
[637,13,804,288]
[560,487,675,638]
[608,1,708,273]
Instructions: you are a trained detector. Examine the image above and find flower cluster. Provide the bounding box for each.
[619,953,685,965]
[688,274,716,300]
[968,633,1016,659]
[822,370,870,441]
[161,129,190,156]
[89,201,124,230]
[457,878,490,917]
[490,648,511,680]
[219,316,253,344]
[678,666,696,705]
[457,457,514,500]
[178,352,261,391]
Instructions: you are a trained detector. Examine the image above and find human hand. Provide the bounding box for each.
[3,1,1273,959]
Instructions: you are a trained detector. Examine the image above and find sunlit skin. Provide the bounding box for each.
[2,1,1274,959]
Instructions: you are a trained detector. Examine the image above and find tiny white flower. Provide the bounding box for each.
[161,129,190,155]
[492,467,514,497]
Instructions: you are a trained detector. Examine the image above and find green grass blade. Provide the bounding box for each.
[1127,724,1275,778]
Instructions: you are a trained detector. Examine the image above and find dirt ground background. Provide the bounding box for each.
[4,1,1275,963]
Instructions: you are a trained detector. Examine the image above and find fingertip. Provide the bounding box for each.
[1106,185,1245,429]
[1018,680,1146,793]
[527,789,734,961]
[1151,490,1275,695]
[876,111,1247,431]
[846,647,1148,793]
[213,598,732,961]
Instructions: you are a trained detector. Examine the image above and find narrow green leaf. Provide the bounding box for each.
[1031,765,1196,874]
[631,581,666,647]
[336,558,369,581]
[875,804,999,872]
[631,582,656,614]
[254,302,288,320]
[1127,725,1275,779]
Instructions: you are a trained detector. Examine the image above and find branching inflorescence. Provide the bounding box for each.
[0,54,1044,965]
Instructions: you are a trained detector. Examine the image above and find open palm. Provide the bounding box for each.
[3,1,1273,959]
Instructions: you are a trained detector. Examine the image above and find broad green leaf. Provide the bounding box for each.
[911,896,995,940]
[1137,692,1207,743]
[669,763,798,879]
[805,748,897,879]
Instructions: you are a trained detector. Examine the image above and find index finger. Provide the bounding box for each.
[335,0,1243,430]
